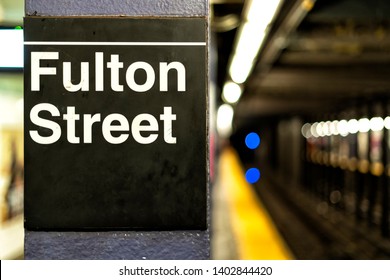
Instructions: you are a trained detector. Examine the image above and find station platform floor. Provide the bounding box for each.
[214,147,390,260]
[211,147,293,260]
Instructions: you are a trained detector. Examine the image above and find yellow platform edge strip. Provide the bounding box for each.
[220,147,294,260]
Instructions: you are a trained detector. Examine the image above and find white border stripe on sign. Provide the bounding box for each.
[24,41,206,46]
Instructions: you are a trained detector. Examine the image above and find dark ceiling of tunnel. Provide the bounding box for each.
[212,0,390,121]
[212,1,244,91]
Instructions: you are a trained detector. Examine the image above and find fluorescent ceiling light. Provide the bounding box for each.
[385,117,390,130]
[347,119,359,134]
[301,123,311,138]
[370,117,384,132]
[230,55,253,84]
[222,82,242,104]
[301,116,390,139]
[330,121,339,135]
[0,29,23,68]
[358,118,370,133]
[217,104,234,138]
[323,121,331,136]
[228,0,283,84]
[316,121,324,137]
[310,122,319,138]
[337,120,349,136]
[235,24,265,58]
[246,0,282,27]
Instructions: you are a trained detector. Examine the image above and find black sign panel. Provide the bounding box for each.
[24,17,207,230]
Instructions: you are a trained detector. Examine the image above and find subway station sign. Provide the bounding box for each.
[24,17,207,230]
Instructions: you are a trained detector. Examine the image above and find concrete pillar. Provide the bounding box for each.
[24,0,209,260]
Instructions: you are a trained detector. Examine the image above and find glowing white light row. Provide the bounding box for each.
[222,81,242,104]
[217,104,234,138]
[229,0,282,84]
[301,117,390,138]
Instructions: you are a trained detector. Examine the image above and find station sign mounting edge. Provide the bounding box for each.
[24,17,207,230]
